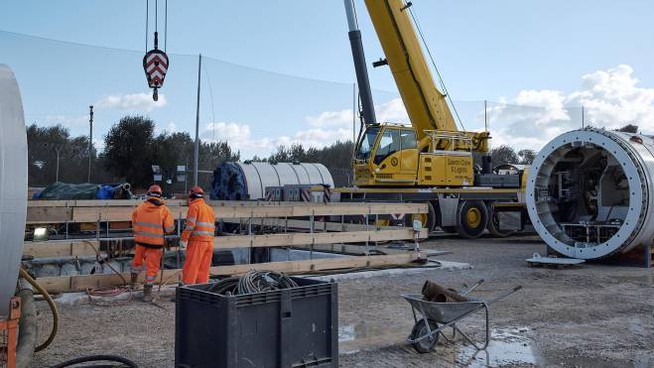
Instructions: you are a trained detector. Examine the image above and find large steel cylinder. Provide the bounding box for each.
[0,65,28,315]
[211,162,334,200]
[527,127,654,259]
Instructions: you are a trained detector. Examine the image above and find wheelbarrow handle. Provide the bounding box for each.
[461,279,485,296]
[485,285,523,305]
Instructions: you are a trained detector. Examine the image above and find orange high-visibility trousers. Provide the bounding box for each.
[182,240,213,284]
[131,245,163,285]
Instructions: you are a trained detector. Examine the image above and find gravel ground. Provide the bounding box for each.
[31,234,654,367]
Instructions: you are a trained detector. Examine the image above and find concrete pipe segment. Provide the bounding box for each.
[526,127,654,260]
[0,65,28,316]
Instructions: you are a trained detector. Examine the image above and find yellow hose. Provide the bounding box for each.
[19,268,59,352]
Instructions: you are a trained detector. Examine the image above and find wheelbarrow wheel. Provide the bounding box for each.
[410,318,439,353]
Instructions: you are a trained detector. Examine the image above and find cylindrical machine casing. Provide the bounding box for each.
[527,127,654,259]
[211,162,334,201]
[0,65,28,315]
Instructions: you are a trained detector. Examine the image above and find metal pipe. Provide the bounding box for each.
[87,105,93,183]
[193,54,202,186]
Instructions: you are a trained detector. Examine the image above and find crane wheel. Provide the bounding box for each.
[487,203,516,238]
[406,202,436,232]
[455,200,488,239]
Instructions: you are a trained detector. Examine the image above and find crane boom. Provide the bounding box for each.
[364,0,457,138]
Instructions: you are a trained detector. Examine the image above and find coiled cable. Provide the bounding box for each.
[208,271,297,295]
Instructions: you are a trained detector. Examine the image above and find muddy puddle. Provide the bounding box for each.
[339,324,539,366]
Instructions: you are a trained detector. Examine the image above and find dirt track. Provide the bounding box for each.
[31,234,654,367]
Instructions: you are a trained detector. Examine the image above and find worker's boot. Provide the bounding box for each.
[142,284,153,302]
[130,273,138,289]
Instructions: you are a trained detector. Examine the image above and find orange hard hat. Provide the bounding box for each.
[189,185,204,197]
[148,184,163,197]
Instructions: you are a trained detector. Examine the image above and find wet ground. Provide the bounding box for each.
[31,233,654,367]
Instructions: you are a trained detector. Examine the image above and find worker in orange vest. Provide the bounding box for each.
[180,186,215,284]
[130,185,175,301]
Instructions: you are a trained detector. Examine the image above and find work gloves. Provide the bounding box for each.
[179,240,188,249]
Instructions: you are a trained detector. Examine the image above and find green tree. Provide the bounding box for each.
[490,145,518,167]
[268,145,291,163]
[517,149,536,165]
[102,116,155,187]
[616,124,638,133]
[27,124,95,186]
[265,141,354,186]
[198,141,240,189]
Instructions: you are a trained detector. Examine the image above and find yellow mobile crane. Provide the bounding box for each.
[338,0,527,238]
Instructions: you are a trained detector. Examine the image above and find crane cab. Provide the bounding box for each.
[353,124,477,187]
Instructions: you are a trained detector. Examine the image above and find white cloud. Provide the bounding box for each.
[200,121,353,159]
[305,99,410,129]
[567,64,654,128]
[154,121,178,135]
[376,98,409,124]
[306,109,352,128]
[42,114,89,127]
[197,65,654,158]
[92,138,105,153]
[486,64,654,150]
[198,99,409,158]
[95,92,167,112]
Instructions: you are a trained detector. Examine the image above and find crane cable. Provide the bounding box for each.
[406,3,466,131]
[145,0,168,52]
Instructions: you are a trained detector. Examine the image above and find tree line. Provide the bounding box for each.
[28,116,239,191]
[31,116,635,190]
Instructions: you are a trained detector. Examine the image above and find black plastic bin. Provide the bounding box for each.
[175,277,338,368]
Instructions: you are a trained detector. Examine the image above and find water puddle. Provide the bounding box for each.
[453,327,537,367]
[339,323,539,366]
[339,325,355,342]
[339,322,405,354]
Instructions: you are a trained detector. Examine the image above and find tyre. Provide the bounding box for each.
[455,200,488,239]
[440,226,457,233]
[410,318,440,353]
[406,202,436,232]
[487,203,517,238]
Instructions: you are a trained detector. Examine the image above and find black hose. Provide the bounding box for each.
[209,271,298,295]
[49,354,138,368]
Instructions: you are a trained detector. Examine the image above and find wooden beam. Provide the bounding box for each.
[26,207,72,223]
[216,228,427,249]
[36,253,419,293]
[26,201,427,224]
[221,217,396,232]
[23,240,101,258]
[22,228,427,258]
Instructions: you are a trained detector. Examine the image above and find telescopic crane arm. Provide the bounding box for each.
[364,0,458,139]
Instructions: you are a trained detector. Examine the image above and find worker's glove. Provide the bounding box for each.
[179,240,188,250]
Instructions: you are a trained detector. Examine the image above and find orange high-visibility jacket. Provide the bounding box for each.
[132,197,175,247]
[181,198,215,242]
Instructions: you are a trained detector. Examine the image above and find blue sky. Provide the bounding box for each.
[2,0,654,158]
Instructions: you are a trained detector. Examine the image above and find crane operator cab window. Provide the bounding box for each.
[374,128,401,164]
[400,130,417,150]
[356,127,380,160]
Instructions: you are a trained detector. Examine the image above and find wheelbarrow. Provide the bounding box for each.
[401,279,522,353]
